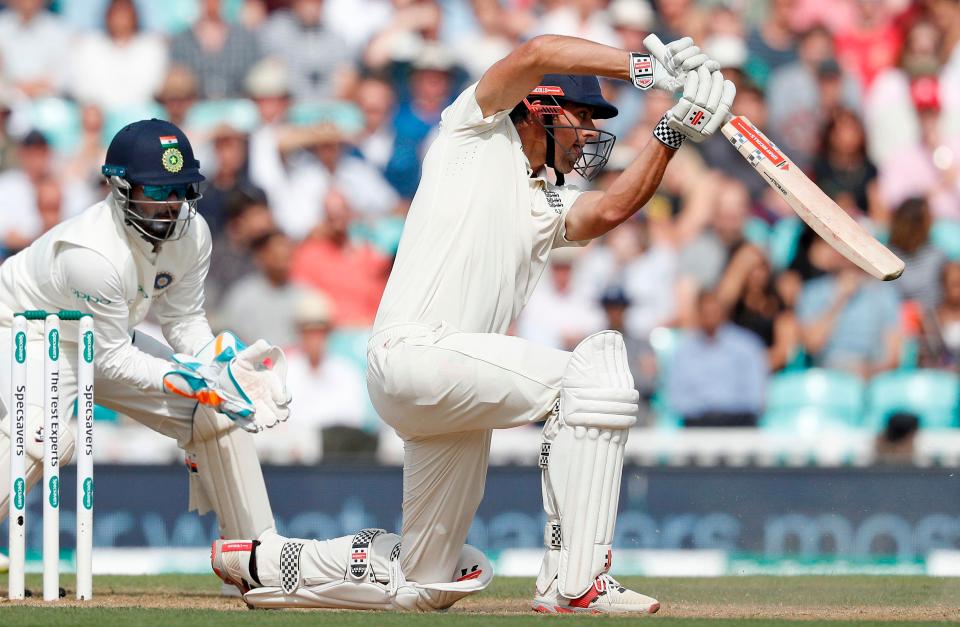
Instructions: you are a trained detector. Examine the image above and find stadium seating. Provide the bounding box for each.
[864,369,960,431]
[743,216,771,248]
[761,369,865,433]
[931,220,960,260]
[25,98,81,154]
[102,104,166,147]
[649,326,684,429]
[185,99,259,133]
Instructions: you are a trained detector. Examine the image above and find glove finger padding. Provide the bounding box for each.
[703,80,737,136]
[229,341,293,430]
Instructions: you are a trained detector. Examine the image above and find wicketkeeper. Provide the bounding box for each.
[211,34,734,612]
[0,119,291,587]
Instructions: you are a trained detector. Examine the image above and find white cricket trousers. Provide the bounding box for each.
[366,322,570,584]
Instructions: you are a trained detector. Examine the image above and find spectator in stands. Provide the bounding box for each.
[0,131,57,253]
[674,176,750,327]
[879,76,960,220]
[0,0,69,98]
[285,290,373,461]
[64,104,107,189]
[385,44,458,199]
[258,0,355,102]
[353,76,397,172]
[200,123,260,235]
[0,89,15,173]
[865,18,945,166]
[887,197,946,312]
[170,0,261,100]
[598,285,657,407]
[217,229,310,348]
[258,121,400,239]
[797,246,902,377]
[766,26,861,170]
[527,0,619,48]
[207,190,276,309]
[517,246,605,351]
[453,0,517,82]
[833,0,902,90]
[874,412,919,466]
[716,244,800,371]
[666,290,768,427]
[922,261,960,369]
[69,0,168,110]
[155,66,200,132]
[743,0,798,90]
[363,0,443,72]
[601,0,654,140]
[814,108,882,224]
[290,188,391,327]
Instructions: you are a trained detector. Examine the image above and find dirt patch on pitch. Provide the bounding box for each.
[5,594,959,620]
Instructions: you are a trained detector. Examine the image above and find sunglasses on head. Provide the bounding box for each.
[142,183,193,201]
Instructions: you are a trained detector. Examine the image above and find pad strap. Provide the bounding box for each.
[349,528,386,582]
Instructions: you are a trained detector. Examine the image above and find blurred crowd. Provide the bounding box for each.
[1,0,959,461]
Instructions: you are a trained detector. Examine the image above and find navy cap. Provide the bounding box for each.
[530,74,618,120]
[102,118,204,186]
[600,285,631,307]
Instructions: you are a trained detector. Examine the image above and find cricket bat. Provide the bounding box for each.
[721,116,904,281]
[640,33,904,281]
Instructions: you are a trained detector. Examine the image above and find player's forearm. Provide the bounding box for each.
[524,35,632,82]
[592,138,675,235]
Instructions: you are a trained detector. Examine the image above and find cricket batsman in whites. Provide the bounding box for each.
[0,119,291,587]
[211,34,734,613]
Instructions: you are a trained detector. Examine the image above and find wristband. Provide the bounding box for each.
[653,114,685,150]
[629,52,654,90]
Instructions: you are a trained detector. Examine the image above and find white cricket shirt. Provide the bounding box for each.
[0,196,214,393]
[373,82,586,335]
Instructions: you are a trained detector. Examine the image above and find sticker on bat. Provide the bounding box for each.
[730,117,786,167]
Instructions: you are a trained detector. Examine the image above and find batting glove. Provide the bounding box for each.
[629,36,719,93]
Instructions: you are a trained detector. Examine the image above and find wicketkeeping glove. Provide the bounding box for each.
[629,36,719,93]
[163,354,257,428]
[226,339,292,431]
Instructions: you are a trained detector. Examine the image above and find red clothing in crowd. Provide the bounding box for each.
[291,237,391,326]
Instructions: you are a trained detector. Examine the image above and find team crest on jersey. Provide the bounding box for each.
[154,272,174,291]
[543,189,563,214]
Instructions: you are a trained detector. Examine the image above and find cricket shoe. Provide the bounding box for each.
[532,573,660,614]
[211,538,261,596]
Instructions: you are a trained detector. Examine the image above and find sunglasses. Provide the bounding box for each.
[142,184,193,201]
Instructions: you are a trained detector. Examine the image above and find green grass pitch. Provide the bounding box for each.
[2,573,959,625]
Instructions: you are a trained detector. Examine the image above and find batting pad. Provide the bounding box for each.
[550,331,638,599]
[242,531,492,611]
[185,405,275,539]
[0,404,75,518]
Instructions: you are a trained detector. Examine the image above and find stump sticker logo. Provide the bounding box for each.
[82,478,94,510]
[48,328,59,361]
[13,477,25,510]
[15,331,26,363]
[49,476,59,507]
[83,330,94,363]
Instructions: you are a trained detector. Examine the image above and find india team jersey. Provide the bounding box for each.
[0,197,214,392]
[374,82,585,335]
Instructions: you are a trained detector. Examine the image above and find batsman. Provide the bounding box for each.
[0,119,292,584]
[211,34,734,613]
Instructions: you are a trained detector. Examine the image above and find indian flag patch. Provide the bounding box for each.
[159,135,178,148]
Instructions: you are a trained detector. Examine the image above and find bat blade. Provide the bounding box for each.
[721,116,904,281]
